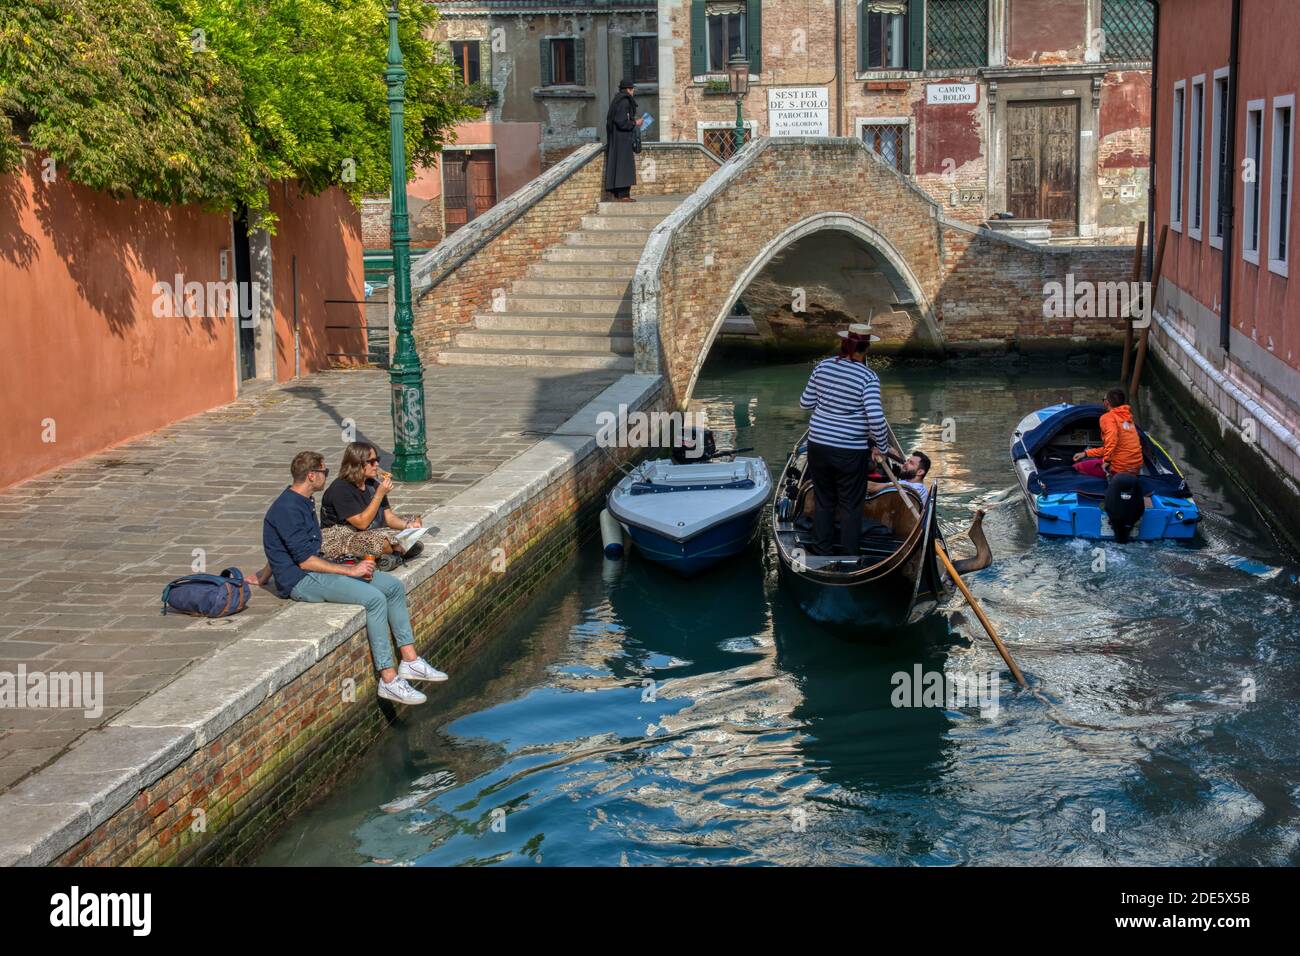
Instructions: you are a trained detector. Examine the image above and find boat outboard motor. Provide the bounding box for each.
[671,425,717,464]
[1104,472,1145,543]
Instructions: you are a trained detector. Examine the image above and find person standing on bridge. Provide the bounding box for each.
[798,323,895,557]
[604,78,643,202]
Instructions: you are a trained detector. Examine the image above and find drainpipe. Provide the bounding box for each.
[1145,0,1160,284]
[1219,0,1242,352]
[834,0,844,136]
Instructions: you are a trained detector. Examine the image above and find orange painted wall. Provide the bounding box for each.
[408,120,542,219]
[0,155,236,489]
[0,157,366,489]
[1154,0,1299,371]
[268,183,365,377]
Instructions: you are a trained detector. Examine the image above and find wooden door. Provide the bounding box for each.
[442,151,497,235]
[1006,101,1079,234]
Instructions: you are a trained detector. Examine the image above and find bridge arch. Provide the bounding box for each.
[679,211,944,404]
[632,136,1136,409]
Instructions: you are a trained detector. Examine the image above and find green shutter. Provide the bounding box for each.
[575,36,586,85]
[540,38,552,85]
[746,0,762,74]
[907,0,925,70]
[858,2,867,72]
[478,39,490,86]
[623,36,635,82]
[690,1,707,75]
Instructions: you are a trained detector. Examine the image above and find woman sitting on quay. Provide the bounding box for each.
[320,441,423,567]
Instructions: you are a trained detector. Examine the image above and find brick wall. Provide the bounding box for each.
[362,197,391,248]
[55,381,667,866]
[411,142,719,361]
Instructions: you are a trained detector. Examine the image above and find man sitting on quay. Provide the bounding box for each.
[1073,388,1144,479]
[259,451,447,705]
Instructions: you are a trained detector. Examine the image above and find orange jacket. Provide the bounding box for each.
[1085,405,1143,475]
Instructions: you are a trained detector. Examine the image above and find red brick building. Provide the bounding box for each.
[1148,0,1300,536]
[658,0,1154,240]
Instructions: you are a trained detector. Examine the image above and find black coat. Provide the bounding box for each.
[603,91,638,191]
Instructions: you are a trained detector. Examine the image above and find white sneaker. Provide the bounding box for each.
[398,657,449,682]
[377,677,427,705]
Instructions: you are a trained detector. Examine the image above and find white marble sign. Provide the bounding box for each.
[768,87,830,137]
[925,82,978,105]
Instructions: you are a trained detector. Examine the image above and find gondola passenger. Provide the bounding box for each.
[798,323,891,557]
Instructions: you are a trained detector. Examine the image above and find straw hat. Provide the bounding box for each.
[836,321,881,343]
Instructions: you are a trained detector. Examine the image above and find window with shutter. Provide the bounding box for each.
[547,38,576,85]
[450,40,480,85]
[926,0,988,69]
[859,1,910,71]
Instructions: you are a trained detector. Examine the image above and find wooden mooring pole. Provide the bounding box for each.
[1121,220,1146,386]
[1130,223,1169,401]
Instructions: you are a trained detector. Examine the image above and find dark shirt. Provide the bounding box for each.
[320,477,391,530]
[262,487,322,598]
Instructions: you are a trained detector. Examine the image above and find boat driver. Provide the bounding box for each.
[1072,387,1143,479]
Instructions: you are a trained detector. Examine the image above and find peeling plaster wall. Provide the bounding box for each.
[659,0,1148,236]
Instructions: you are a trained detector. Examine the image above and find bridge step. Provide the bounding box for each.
[579,214,665,231]
[454,330,633,354]
[437,348,635,370]
[595,195,690,216]
[564,229,657,247]
[542,245,646,263]
[473,313,633,334]
[526,261,638,279]
[511,276,633,297]
[503,293,631,315]
[434,194,682,371]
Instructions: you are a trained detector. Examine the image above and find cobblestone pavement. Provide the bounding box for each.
[0,365,620,792]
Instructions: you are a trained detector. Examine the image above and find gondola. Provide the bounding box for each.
[771,428,991,634]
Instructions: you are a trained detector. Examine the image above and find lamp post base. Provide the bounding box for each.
[388,370,432,482]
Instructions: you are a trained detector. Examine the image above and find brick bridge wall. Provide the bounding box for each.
[633,137,1135,407]
[410,143,720,363]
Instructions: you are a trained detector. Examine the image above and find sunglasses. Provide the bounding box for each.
[311,467,330,478]
[366,458,379,465]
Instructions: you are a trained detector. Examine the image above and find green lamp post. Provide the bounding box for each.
[727,52,750,153]
[384,0,431,481]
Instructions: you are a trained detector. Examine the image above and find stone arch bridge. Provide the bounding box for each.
[413,137,1133,408]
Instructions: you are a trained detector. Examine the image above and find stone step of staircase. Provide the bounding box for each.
[434,192,684,370]
[526,260,638,279]
[595,195,689,216]
[454,329,633,354]
[437,348,635,370]
[564,229,656,247]
[502,293,630,315]
[579,213,664,231]
[511,276,633,297]
[473,313,633,334]
[542,244,646,263]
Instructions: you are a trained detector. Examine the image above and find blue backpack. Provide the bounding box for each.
[161,568,251,617]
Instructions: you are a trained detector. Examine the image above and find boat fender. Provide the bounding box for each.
[600,508,625,559]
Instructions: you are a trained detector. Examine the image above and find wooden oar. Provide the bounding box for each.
[876,457,1028,689]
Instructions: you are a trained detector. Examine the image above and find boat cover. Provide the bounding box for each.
[1016,403,1191,499]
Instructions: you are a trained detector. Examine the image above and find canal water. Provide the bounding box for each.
[259,358,1300,866]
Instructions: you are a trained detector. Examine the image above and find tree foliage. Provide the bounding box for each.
[0,0,473,227]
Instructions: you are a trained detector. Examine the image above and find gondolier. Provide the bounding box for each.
[798,323,894,557]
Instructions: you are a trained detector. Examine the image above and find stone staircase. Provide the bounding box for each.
[437,194,689,370]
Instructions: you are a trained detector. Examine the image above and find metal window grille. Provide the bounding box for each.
[703,127,744,160]
[1100,0,1154,62]
[925,0,988,70]
[861,123,908,172]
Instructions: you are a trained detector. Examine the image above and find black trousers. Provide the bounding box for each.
[807,441,871,556]
[610,186,631,198]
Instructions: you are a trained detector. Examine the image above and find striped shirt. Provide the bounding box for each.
[799,357,890,451]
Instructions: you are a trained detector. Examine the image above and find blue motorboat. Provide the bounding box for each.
[607,455,772,576]
[1011,403,1200,541]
